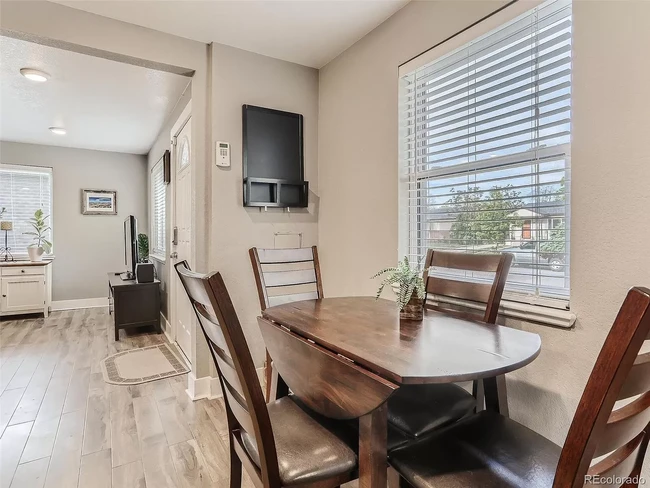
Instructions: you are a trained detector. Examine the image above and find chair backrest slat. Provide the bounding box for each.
[250,246,323,311]
[429,251,505,273]
[268,291,319,308]
[618,352,650,400]
[257,247,315,264]
[174,261,281,487]
[423,250,513,324]
[222,379,256,435]
[554,287,650,488]
[426,277,493,304]
[586,433,646,487]
[594,391,650,458]
[193,303,246,398]
[258,317,398,419]
[262,269,317,288]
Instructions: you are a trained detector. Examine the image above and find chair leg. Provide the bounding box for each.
[229,435,242,488]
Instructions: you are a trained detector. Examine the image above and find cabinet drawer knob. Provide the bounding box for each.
[21,269,25,273]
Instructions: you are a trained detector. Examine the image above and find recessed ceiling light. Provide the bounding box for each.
[49,127,66,135]
[20,68,49,82]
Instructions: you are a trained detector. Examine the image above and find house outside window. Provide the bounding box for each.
[399,0,571,305]
[0,164,53,258]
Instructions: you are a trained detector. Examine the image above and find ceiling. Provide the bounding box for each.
[0,36,190,154]
[50,0,410,68]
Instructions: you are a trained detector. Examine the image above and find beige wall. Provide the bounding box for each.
[211,43,319,364]
[0,141,148,301]
[318,0,650,450]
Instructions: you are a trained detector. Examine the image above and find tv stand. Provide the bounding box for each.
[108,272,160,340]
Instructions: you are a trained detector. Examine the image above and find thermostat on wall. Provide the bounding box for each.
[216,141,230,167]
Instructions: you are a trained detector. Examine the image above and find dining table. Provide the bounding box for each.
[261,296,542,488]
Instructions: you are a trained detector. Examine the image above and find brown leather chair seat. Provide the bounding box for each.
[387,383,476,439]
[390,411,561,488]
[241,396,357,486]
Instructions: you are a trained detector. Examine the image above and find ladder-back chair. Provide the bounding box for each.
[390,286,650,488]
[249,246,323,401]
[175,261,356,488]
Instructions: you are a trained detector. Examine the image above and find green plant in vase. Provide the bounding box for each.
[137,233,149,263]
[23,209,52,261]
[372,257,427,320]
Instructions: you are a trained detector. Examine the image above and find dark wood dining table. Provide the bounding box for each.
[262,296,542,488]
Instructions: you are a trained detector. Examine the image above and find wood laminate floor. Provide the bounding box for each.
[0,308,272,488]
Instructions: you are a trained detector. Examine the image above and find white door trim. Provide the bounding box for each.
[169,100,192,364]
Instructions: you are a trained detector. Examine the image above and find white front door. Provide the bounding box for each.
[171,106,193,361]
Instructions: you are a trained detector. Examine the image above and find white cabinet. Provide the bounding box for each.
[0,262,52,317]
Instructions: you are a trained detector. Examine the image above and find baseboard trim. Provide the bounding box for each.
[51,297,108,311]
[186,373,222,400]
[160,313,173,343]
[184,367,267,401]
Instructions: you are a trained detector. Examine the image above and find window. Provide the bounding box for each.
[0,164,53,257]
[150,158,166,259]
[399,0,571,303]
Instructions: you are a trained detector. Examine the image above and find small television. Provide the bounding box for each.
[242,104,308,208]
[122,215,138,281]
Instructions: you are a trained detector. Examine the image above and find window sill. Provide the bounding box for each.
[427,295,576,329]
[149,254,166,264]
[4,254,56,262]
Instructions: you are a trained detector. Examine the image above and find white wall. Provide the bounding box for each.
[318,0,650,450]
[211,43,319,364]
[0,141,148,301]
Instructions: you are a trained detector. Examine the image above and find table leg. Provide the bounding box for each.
[359,403,388,488]
[473,379,485,413]
[483,375,509,416]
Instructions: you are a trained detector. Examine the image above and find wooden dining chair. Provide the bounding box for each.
[422,249,513,323]
[249,246,323,401]
[174,261,357,488]
[390,286,650,488]
[385,250,514,446]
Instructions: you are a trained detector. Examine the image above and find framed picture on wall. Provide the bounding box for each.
[81,189,117,215]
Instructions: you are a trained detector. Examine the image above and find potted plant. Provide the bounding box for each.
[137,233,149,263]
[23,209,52,262]
[372,257,427,321]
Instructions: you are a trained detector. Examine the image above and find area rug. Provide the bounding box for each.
[101,343,190,385]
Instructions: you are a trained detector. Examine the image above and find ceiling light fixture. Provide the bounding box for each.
[20,68,49,82]
[49,127,66,135]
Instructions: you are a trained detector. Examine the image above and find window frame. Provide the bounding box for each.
[397,0,575,325]
[0,163,54,260]
[149,157,166,262]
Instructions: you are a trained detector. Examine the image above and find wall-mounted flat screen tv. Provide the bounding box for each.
[242,105,308,208]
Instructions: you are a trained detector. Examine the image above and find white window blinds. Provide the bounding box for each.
[150,159,166,258]
[0,165,53,256]
[399,0,571,302]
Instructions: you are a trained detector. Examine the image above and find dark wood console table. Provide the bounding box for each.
[108,272,161,341]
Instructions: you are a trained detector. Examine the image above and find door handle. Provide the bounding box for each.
[170,252,178,259]
[172,227,178,246]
